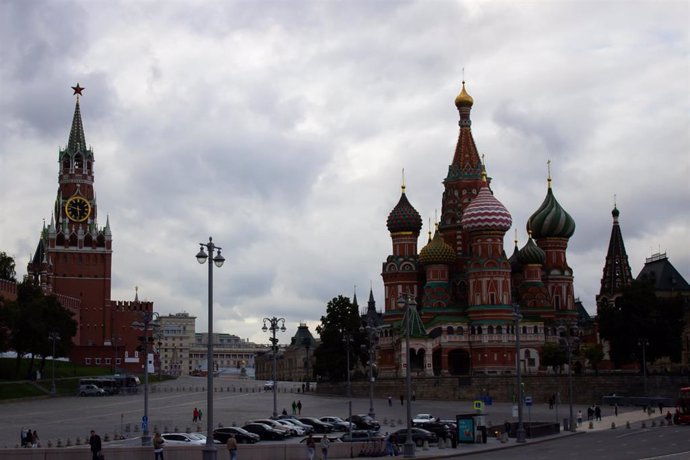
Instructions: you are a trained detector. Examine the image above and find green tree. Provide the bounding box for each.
[540,342,567,373]
[583,344,605,375]
[313,295,366,382]
[0,251,16,281]
[8,281,77,378]
[598,280,684,367]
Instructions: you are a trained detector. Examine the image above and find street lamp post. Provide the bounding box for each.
[558,320,579,433]
[131,310,160,446]
[397,294,416,458]
[196,237,225,460]
[342,332,353,398]
[513,304,526,443]
[48,332,60,396]
[360,323,379,419]
[638,338,649,395]
[302,337,311,392]
[262,317,286,417]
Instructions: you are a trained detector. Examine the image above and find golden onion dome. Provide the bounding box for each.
[455,81,474,108]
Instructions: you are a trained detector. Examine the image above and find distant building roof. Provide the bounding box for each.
[636,252,690,292]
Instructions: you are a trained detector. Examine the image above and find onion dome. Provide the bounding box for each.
[454,81,474,108]
[419,228,456,265]
[527,183,575,239]
[612,206,620,219]
[387,188,422,233]
[460,178,512,232]
[518,236,546,265]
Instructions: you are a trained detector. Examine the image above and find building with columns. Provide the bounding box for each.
[378,82,578,377]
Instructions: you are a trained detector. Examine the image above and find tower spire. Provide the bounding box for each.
[67,84,87,153]
[596,204,633,306]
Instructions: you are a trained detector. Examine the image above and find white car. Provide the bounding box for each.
[160,432,207,445]
[412,414,435,424]
[275,419,305,436]
[264,380,274,391]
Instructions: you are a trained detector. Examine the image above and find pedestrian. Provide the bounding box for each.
[297,400,302,415]
[412,390,416,401]
[503,420,511,437]
[384,432,394,456]
[31,430,39,448]
[548,394,555,409]
[320,434,330,460]
[658,402,664,414]
[388,395,392,407]
[577,410,583,426]
[614,403,618,417]
[595,405,602,421]
[292,400,297,415]
[89,430,102,460]
[153,431,164,460]
[587,406,593,421]
[20,427,28,447]
[198,409,203,422]
[306,434,315,460]
[665,411,673,423]
[193,407,199,423]
[226,433,238,460]
[282,408,288,415]
[400,394,404,405]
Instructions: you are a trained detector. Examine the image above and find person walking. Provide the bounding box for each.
[31,430,39,448]
[320,434,330,460]
[594,405,602,421]
[297,400,302,415]
[388,395,392,407]
[306,434,315,460]
[153,432,165,460]
[292,400,297,415]
[577,410,583,427]
[400,394,404,405]
[614,403,618,417]
[226,433,238,460]
[198,409,203,422]
[193,407,199,423]
[89,430,102,460]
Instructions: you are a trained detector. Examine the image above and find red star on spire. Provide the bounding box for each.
[71,83,85,96]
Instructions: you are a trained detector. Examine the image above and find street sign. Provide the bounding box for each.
[142,415,148,431]
[525,396,533,406]
[473,400,484,412]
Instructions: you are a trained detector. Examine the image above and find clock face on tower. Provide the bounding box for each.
[65,196,91,222]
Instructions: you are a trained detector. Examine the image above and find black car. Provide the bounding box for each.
[389,427,437,447]
[346,414,381,431]
[213,427,260,444]
[411,420,452,439]
[298,417,334,433]
[241,423,289,440]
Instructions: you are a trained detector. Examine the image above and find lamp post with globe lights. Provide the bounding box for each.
[360,322,380,419]
[131,310,160,446]
[512,303,526,443]
[48,332,60,396]
[397,294,416,458]
[196,237,225,460]
[262,317,286,417]
[638,338,649,395]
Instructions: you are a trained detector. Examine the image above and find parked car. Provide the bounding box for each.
[346,414,380,431]
[275,419,305,436]
[79,384,106,397]
[213,427,260,444]
[242,423,289,441]
[320,416,354,431]
[250,418,294,436]
[412,420,451,439]
[339,430,384,442]
[263,380,274,391]
[412,414,434,424]
[277,416,315,434]
[389,427,437,447]
[160,432,207,445]
[297,417,334,433]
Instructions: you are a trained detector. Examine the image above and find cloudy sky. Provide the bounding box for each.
[1,0,688,346]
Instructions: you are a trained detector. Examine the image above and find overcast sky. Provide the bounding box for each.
[1,0,688,346]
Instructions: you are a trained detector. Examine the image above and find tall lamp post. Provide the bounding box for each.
[196,237,225,460]
[131,310,160,446]
[48,332,60,396]
[302,337,311,391]
[638,338,649,395]
[397,294,416,458]
[262,317,286,417]
[342,331,353,398]
[558,320,579,433]
[513,304,526,443]
[360,322,379,419]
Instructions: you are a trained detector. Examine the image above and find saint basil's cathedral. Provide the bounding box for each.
[376,83,578,377]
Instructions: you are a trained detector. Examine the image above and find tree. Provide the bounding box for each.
[8,281,77,378]
[313,295,366,382]
[583,344,605,375]
[540,342,567,373]
[0,252,16,281]
[598,280,684,368]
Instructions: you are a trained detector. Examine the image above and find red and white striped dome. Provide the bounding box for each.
[461,183,512,232]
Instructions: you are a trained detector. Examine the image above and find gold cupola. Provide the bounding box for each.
[454,81,474,108]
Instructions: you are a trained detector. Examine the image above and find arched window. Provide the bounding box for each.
[488,325,494,334]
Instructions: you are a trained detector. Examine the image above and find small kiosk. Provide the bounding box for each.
[456,413,487,444]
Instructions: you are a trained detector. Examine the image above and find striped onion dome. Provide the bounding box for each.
[460,182,512,232]
[518,236,546,265]
[387,191,422,233]
[419,229,456,265]
[527,186,575,239]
